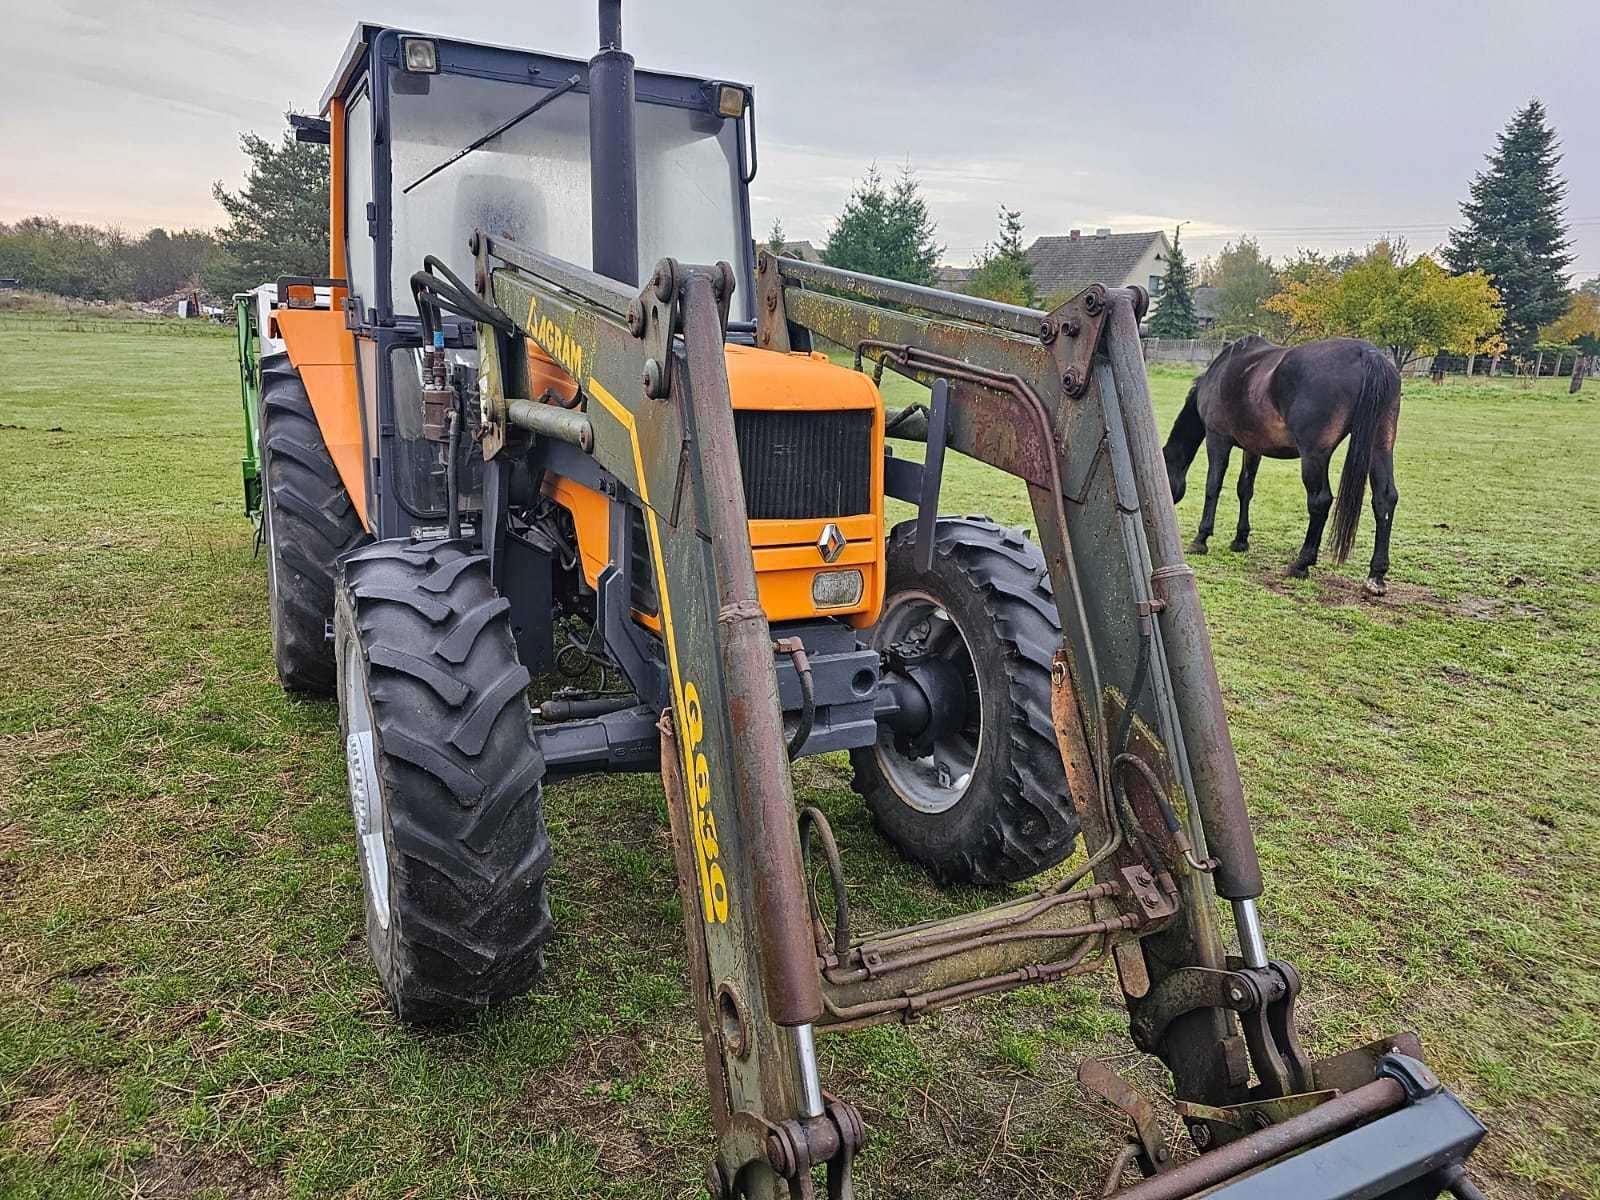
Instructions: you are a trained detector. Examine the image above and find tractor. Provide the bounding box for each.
[234,5,1489,1196]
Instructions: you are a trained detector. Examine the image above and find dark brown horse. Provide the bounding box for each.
[1162,335,1401,594]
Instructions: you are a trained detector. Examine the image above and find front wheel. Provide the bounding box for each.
[335,538,553,1024]
[851,518,1078,885]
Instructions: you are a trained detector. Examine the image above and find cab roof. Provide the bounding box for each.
[318,23,749,116]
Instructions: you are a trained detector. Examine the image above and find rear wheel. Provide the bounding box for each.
[260,354,368,694]
[335,539,553,1024]
[851,518,1078,884]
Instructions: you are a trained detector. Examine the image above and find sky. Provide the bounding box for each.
[1,0,1596,280]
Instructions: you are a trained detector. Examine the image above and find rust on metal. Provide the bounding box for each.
[752,251,793,352]
[677,270,824,1029]
[1101,691,1189,874]
[659,710,732,1128]
[1045,283,1112,398]
[1312,1031,1425,1093]
[1050,649,1106,850]
[1078,1058,1170,1173]
[1107,1076,1407,1200]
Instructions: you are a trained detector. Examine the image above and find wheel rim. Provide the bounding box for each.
[343,641,391,929]
[872,589,983,815]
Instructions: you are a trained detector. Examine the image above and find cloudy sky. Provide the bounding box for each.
[1,0,1595,279]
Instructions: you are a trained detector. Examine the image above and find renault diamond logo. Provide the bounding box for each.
[817,522,846,563]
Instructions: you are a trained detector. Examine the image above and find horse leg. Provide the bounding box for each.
[1188,431,1233,555]
[1364,447,1399,596]
[1231,452,1260,551]
[1289,450,1333,577]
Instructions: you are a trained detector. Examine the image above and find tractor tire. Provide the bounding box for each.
[850,518,1078,885]
[259,354,369,695]
[334,539,554,1025]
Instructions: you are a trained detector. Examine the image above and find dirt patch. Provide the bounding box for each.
[1259,572,1551,624]
[1,1068,117,1157]
[149,670,205,715]
[1259,571,1434,619]
[1446,595,1548,621]
[124,1148,282,1199]
[521,1033,661,1172]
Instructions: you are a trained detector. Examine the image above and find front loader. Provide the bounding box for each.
[235,5,1489,1195]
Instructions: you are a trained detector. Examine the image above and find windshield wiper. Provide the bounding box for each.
[404,73,583,194]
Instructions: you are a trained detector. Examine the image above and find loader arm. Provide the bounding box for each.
[472,236,838,1188]
[471,236,1485,1199]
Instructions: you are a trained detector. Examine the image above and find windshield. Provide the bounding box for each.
[387,66,750,320]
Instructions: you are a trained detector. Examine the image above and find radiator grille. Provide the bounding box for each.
[734,409,873,520]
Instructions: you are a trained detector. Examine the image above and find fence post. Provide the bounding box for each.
[1466,353,1476,377]
[1491,354,1501,376]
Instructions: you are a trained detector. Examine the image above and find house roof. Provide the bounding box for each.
[936,265,974,290]
[1192,285,1221,322]
[778,239,822,263]
[1025,231,1166,298]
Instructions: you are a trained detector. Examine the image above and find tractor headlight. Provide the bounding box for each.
[402,38,439,73]
[812,569,863,609]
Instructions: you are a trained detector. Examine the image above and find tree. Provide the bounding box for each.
[1146,226,1198,337]
[965,206,1037,307]
[1579,275,1600,299]
[822,164,941,286]
[1268,241,1504,370]
[1445,99,1573,356]
[1209,236,1280,336]
[208,125,329,296]
[1542,292,1600,352]
[0,217,131,300]
[765,219,787,257]
[127,228,221,300]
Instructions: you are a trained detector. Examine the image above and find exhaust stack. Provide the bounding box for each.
[589,0,639,286]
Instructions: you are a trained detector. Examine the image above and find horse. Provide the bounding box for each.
[1161,335,1401,595]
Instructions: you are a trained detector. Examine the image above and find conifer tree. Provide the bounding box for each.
[1446,99,1573,355]
[1146,226,1198,338]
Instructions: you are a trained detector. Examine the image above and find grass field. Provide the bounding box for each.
[1,315,1596,1199]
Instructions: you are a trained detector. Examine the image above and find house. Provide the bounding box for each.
[1024,228,1173,303]
[777,239,822,263]
[936,265,974,292]
[1191,285,1221,331]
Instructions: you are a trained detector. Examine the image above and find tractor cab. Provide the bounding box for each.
[278,22,759,540]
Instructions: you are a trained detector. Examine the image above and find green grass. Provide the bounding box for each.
[1,323,1596,1199]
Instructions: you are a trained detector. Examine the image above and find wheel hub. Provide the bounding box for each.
[871,595,982,816]
[342,645,392,929]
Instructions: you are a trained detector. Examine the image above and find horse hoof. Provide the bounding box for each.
[1229,539,1249,553]
[1364,577,1388,597]
[1287,564,1310,579]
[1187,540,1209,556]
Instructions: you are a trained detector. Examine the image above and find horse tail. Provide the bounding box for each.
[1328,349,1398,562]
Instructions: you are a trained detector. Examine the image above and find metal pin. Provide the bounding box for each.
[793,1023,825,1117]
[1233,898,1268,969]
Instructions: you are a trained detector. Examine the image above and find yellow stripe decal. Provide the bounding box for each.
[588,377,729,924]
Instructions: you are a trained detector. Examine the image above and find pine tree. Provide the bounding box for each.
[822,164,940,286]
[765,219,787,257]
[966,206,1037,306]
[1445,99,1572,356]
[1146,226,1198,337]
[207,124,329,296]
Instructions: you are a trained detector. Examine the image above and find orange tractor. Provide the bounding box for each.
[236,5,1488,1196]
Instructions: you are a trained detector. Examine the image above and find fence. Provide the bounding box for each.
[1140,337,1594,385]
[1141,337,1231,365]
